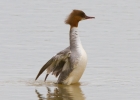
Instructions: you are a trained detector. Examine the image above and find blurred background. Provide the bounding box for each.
[0,0,140,100]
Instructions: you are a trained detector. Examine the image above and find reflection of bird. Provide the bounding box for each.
[35,89,46,100]
[35,84,85,100]
[35,9,95,85]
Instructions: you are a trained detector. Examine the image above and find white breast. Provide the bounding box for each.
[63,48,87,85]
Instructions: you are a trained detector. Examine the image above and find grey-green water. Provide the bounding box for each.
[0,0,140,100]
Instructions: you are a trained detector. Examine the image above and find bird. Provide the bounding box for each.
[35,9,95,85]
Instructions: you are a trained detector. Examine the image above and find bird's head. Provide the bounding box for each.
[65,9,95,27]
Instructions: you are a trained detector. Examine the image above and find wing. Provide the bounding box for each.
[35,47,71,81]
[57,57,73,83]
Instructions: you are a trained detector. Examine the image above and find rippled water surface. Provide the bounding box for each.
[0,0,140,100]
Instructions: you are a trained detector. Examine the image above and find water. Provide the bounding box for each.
[0,0,140,100]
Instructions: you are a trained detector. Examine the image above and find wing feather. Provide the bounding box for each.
[57,58,73,83]
[35,58,54,80]
[35,47,71,81]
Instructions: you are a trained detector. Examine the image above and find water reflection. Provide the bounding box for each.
[35,83,85,100]
[35,89,46,100]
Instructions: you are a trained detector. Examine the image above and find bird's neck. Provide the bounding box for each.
[69,27,83,50]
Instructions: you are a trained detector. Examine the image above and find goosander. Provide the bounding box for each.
[35,9,95,85]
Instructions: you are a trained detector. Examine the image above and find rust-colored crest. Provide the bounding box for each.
[65,10,86,27]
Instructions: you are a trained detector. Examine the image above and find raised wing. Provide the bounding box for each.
[35,47,71,81]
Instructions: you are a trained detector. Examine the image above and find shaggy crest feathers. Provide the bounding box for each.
[65,10,86,27]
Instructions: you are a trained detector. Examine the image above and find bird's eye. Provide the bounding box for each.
[80,12,86,18]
